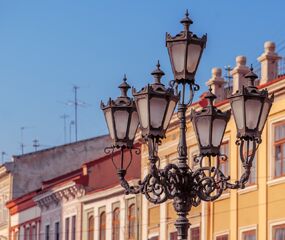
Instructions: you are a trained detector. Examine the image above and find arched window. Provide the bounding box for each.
[128,204,136,239]
[99,212,106,240]
[88,215,94,240]
[112,208,120,240]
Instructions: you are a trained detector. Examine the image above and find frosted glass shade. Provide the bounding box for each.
[150,97,168,128]
[105,109,115,139]
[128,112,139,140]
[171,42,186,73]
[258,101,271,131]
[231,99,244,130]
[212,119,227,147]
[196,116,211,147]
[137,98,149,129]
[245,99,262,130]
[114,110,129,139]
[187,44,202,73]
[163,100,177,130]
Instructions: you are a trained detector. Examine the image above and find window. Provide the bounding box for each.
[100,212,106,240]
[31,225,36,240]
[45,225,50,240]
[128,204,136,239]
[88,215,94,240]
[216,234,228,240]
[112,208,120,240]
[169,231,178,240]
[71,216,76,240]
[25,226,30,240]
[190,227,200,240]
[274,122,285,177]
[242,229,256,240]
[219,142,229,177]
[55,222,60,240]
[273,224,285,240]
[65,218,70,240]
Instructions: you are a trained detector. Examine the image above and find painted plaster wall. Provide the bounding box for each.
[11,135,111,198]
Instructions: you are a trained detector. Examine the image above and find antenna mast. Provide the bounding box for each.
[33,139,40,151]
[224,65,233,88]
[60,114,69,143]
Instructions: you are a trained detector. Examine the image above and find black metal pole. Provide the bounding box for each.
[175,83,191,240]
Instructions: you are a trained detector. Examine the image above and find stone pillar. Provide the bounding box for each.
[231,56,250,93]
[206,68,226,101]
[258,41,281,84]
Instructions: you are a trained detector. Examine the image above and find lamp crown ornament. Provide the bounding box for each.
[118,74,131,98]
[205,86,217,106]
[180,9,193,31]
[151,60,165,84]
[244,65,258,87]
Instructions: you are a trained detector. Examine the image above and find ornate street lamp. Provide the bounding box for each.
[191,88,231,156]
[166,9,207,83]
[101,11,273,240]
[101,75,139,149]
[133,61,179,140]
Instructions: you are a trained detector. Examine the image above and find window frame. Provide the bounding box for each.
[71,215,76,240]
[99,211,106,240]
[239,225,257,240]
[169,231,178,240]
[127,204,136,240]
[112,208,120,240]
[45,224,50,240]
[270,221,285,240]
[189,225,200,240]
[273,121,285,178]
[55,222,60,240]
[268,116,285,185]
[65,217,70,240]
[87,215,94,240]
[216,233,229,240]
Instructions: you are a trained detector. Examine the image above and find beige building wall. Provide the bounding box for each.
[141,42,285,240]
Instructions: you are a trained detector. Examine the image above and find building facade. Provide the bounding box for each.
[0,135,111,240]
[81,145,141,240]
[141,41,285,240]
[6,142,141,240]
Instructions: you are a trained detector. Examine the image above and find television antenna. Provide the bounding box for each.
[65,85,89,142]
[60,114,69,143]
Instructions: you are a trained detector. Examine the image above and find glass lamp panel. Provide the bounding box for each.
[150,97,168,128]
[245,99,262,130]
[231,99,244,130]
[196,116,211,147]
[212,118,227,147]
[114,110,129,139]
[128,111,139,140]
[187,44,202,73]
[258,101,270,131]
[105,109,115,139]
[171,42,186,73]
[163,100,177,130]
[137,98,149,129]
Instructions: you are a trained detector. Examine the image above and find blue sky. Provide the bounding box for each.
[0,0,285,158]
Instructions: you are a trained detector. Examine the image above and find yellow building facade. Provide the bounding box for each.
[141,41,285,240]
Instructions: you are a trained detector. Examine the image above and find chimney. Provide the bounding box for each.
[231,56,250,93]
[206,67,226,101]
[257,41,281,84]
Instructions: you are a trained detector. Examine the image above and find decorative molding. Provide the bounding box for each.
[34,184,85,211]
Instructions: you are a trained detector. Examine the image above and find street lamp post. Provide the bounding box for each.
[101,11,273,240]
